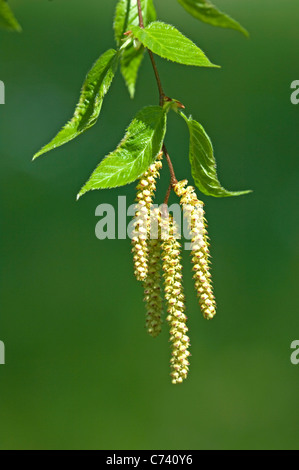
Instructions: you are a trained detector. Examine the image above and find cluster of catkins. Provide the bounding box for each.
[131,153,216,384]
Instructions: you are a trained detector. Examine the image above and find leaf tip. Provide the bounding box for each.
[240,27,250,38]
[32,147,47,160]
[77,186,88,200]
[230,189,253,197]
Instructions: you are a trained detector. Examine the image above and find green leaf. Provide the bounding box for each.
[120,48,145,99]
[33,49,119,160]
[114,0,156,98]
[78,106,167,198]
[181,113,251,197]
[131,22,219,68]
[177,0,249,37]
[0,0,22,32]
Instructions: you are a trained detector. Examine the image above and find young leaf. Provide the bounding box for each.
[180,112,251,197]
[131,22,219,68]
[177,0,248,37]
[114,0,156,45]
[0,0,22,32]
[114,0,156,98]
[78,106,167,198]
[33,49,119,160]
[120,48,145,99]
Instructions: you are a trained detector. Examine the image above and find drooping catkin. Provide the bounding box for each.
[161,211,190,384]
[131,152,163,281]
[143,209,163,338]
[174,180,216,320]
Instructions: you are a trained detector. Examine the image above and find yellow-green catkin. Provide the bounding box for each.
[161,212,190,384]
[132,152,163,281]
[175,180,216,320]
[143,209,163,337]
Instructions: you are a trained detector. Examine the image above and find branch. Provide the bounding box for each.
[136,0,177,190]
[137,0,144,28]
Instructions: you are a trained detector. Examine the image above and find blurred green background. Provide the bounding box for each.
[0,0,298,450]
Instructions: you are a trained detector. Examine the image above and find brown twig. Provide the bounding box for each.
[163,144,178,187]
[164,183,172,205]
[137,0,144,28]
[148,50,165,106]
[136,0,177,189]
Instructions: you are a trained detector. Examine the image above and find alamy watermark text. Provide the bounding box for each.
[0,341,5,365]
[0,80,5,105]
[290,80,299,105]
[95,197,204,250]
[290,340,299,365]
